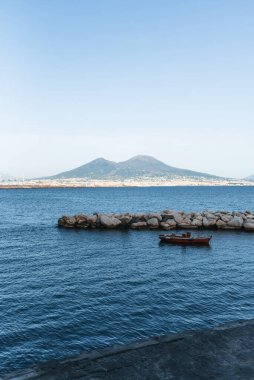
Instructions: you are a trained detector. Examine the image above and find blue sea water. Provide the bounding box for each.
[1,186,254,374]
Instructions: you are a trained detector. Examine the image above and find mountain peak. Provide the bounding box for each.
[90,157,115,164]
[48,155,219,180]
[126,155,161,162]
[119,155,171,172]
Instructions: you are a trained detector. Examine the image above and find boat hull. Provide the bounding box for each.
[159,235,212,245]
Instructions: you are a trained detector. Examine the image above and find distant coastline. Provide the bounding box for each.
[2,156,253,187]
[0,178,254,189]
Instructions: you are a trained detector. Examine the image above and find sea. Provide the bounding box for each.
[1,186,254,374]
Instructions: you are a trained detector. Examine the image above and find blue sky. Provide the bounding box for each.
[0,0,253,178]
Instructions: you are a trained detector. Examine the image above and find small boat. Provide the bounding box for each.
[159,232,212,246]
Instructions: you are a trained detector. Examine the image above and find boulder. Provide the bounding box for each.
[112,213,122,218]
[100,215,121,229]
[193,214,203,221]
[161,213,175,221]
[203,212,216,219]
[174,218,193,228]
[161,209,175,214]
[165,219,177,228]
[130,221,147,229]
[221,214,232,223]
[191,218,203,227]
[87,215,97,224]
[147,218,159,229]
[173,213,184,224]
[86,215,97,228]
[235,212,246,219]
[58,216,66,227]
[119,214,132,227]
[202,217,217,228]
[216,219,227,229]
[131,214,146,223]
[243,220,254,231]
[245,214,254,219]
[176,218,194,228]
[160,222,174,230]
[75,215,88,227]
[145,213,162,222]
[227,216,243,229]
[64,217,76,228]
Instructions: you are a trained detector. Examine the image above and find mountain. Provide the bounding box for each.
[49,155,220,180]
[50,158,118,179]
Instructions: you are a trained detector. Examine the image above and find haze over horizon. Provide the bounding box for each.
[0,0,253,178]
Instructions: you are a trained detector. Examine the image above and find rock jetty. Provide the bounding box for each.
[58,210,254,231]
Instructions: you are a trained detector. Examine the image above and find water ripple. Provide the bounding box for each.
[1,187,254,374]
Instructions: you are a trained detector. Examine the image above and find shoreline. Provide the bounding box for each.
[3,318,254,380]
[0,178,254,189]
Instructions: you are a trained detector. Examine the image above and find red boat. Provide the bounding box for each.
[159,232,212,246]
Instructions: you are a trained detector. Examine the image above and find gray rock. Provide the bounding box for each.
[202,217,217,228]
[87,215,97,224]
[130,221,147,229]
[100,215,122,229]
[235,212,246,219]
[245,214,254,219]
[75,215,89,229]
[203,212,216,219]
[131,214,146,223]
[227,216,243,228]
[145,213,162,222]
[191,218,203,227]
[75,214,87,222]
[163,214,175,220]
[147,218,159,228]
[216,219,227,229]
[86,215,97,228]
[173,213,184,224]
[221,214,232,223]
[177,218,196,228]
[119,214,132,227]
[165,219,177,227]
[58,216,66,227]
[161,209,175,214]
[65,217,76,227]
[160,222,171,230]
[243,220,254,231]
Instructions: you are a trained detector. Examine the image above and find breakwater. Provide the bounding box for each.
[58,210,254,231]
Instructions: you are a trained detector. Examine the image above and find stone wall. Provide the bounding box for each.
[3,319,254,379]
[58,210,254,231]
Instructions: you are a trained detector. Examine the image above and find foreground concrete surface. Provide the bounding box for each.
[3,319,254,380]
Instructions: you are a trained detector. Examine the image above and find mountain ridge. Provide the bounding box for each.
[48,155,221,180]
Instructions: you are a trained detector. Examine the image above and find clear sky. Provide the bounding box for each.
[0,0,253,178]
